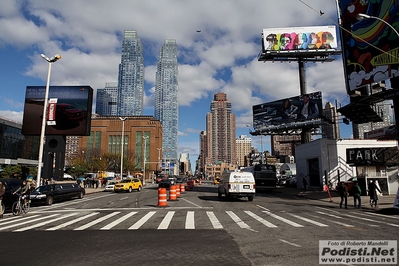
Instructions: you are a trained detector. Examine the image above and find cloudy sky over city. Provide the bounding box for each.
[0,0,351,162]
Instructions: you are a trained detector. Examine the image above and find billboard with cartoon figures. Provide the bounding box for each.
[339,0,399,92]
[22,86,93,136]
[262,26,338,52]
[252,91,323,132]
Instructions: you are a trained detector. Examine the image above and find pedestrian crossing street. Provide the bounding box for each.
[1,205,398,232]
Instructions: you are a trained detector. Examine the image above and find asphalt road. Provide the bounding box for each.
[1,182,398,266]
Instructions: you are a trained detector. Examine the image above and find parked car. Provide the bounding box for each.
[113,178,142,192]
[104,180,118,192]
[175,177,184,184]
[30,183,85,205]
[158,179,172,189]
[0,178,23,210]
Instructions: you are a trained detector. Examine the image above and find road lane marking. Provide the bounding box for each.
[158,211,175,230]
[206,211,223,229]
[279,239,301,247]
[226,211,254,231]
[261,211,304,227]
[46,212,100,231]
[186,211,195,229]
[74,212,120,230]
[129,211,156,230]
[101,212,138,230]
[287,213,328,227]
[14,213,78,232]
[181,198,202,208]
[0,215,40,226]
[245,211,278,228]
[311,212,355,227]
[0,214,59,231]
[343,213,399,227]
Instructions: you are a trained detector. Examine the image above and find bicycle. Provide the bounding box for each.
[12,193,30,216]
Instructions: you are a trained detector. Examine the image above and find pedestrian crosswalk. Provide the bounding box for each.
[1,206,398,232]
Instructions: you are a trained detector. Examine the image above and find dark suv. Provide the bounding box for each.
[0,178,23,210]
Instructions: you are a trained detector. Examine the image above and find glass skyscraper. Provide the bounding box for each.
[155,39,179,165]
[117,30,144,116]
[96,82,118,116]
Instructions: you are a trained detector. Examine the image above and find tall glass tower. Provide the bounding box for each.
[155,39,179,169]
[117,30,144,116]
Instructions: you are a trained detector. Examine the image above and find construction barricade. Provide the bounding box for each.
[158,187,168,207]
[169,185,177,201]
[180,183,185,194]
[176,185,181,198]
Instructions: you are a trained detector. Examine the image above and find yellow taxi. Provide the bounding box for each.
[114,178,142,193]
[213,177,221,185]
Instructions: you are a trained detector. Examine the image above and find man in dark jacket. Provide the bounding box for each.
[338,182,348,209]
[297,94,319,120]
[352,181,362,209]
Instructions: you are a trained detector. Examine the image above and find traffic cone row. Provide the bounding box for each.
[158,183,187,207]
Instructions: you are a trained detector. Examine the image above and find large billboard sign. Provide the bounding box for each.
[339,0,399,92]
[252,91,323,132]
[22,86,93,136]
[262,26,338,52]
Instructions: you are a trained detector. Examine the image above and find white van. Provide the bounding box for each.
[218,170,256,201]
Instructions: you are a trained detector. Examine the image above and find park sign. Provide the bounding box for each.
[346,147,399,166]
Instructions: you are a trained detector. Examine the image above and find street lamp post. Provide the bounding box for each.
[157,148,162,174]
[119,117,127,179]
[37,54,61,188]
[356,13,399,38]
[143,136,149,186]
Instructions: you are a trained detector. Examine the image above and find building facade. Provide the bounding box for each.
[117,30,144,116]
[322,102,340,140]
[206,92,236,165]
[96,82,118,116]
[154,39,179,164]
[271,134,301,158]
[236,135,252,168]
[78,116,162,181]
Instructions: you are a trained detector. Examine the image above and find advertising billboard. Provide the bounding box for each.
[262,26,338,52]
[364,125,397,140]
[252,91,323,132]
[339,0,399,92]
[22,86,93,136]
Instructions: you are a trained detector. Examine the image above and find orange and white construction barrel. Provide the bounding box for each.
[169,185,177,201]
[158,187,168,207]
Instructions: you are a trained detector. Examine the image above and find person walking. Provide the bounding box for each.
[0,181,5,218]
[302,176,308,191]
[368,180,382,208]
[338,182,348,209]
[352,181,362,209]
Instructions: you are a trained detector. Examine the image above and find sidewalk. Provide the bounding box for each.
[278,187,399,214]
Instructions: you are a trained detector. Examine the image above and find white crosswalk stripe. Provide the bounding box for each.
[129,211,156,230]
[47,212,99,231]
[262,210,304,227]
[226,211,252,230]
[245,211,278,228]
[101,212,138,230]
[206,211,223,229]
[14,213,78,232]
[2,208,398,232]
[74,212,120,231]
[158,211,175,229]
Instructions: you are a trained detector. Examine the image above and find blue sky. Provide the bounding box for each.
[0,0,354,167]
